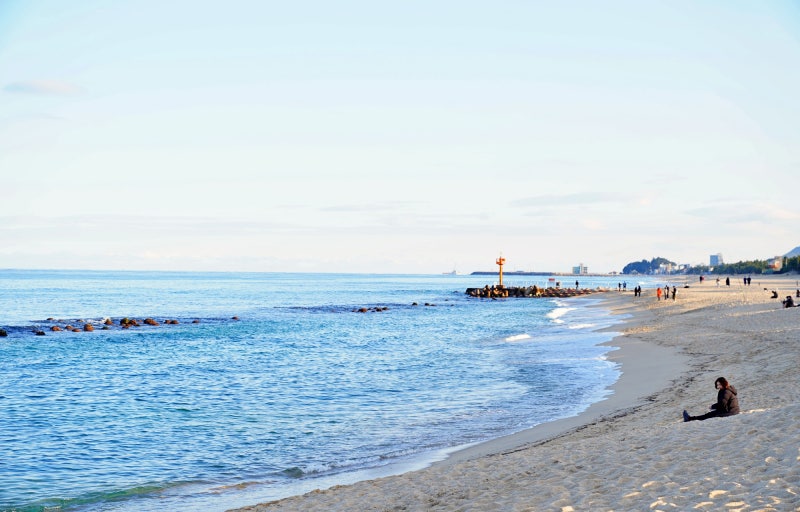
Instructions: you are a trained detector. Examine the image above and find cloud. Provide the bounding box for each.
[319,201,422,213]
[4,80,83,96]
[0,215,295,236]
[509,193,616,209]
[685,200,800,224]
[643,173,689,186]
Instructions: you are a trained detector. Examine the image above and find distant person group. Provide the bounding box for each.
[628,285,679,300]
[699,275,752,286]
[769,288,799,308]
[656,286,676,301]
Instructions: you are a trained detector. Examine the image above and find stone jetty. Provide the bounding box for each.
[466,285,608,298]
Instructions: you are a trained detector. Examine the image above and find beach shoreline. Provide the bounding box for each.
[231,274,800,511]
[433,288,690,466]
[220,289,647,508]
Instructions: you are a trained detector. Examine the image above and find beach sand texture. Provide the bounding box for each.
[231,276,800,512]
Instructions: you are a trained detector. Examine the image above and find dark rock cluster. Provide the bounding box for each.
[467,285,607,298]
[354,306,390,313]
[0,316,228,338]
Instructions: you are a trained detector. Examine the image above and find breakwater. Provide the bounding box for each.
[466,285,608,298]
[470,271,615,277]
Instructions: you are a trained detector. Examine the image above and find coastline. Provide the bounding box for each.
[433,290,688,465]
[231,275,800,511]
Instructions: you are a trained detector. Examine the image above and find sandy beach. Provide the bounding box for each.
[231,276,800,512]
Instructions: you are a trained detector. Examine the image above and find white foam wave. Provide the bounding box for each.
[547,307,575,320]
[568,323,596,330]
[504,333,531,342]
[546,307,575,324]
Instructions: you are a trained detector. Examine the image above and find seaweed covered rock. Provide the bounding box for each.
[120,318,140,327]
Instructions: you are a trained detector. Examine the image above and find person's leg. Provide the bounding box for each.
[684,410,719,421]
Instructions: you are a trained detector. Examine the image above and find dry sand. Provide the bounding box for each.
[231,276,800,512]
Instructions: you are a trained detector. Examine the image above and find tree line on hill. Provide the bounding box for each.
[622,256,800,275]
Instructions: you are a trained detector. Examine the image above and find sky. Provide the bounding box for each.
[1,1,799,274]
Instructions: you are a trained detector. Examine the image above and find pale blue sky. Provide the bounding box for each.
[2,1,799,273]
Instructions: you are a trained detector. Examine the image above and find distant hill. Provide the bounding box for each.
[785,246,800,258]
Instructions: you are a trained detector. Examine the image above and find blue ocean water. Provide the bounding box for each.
[0,271,639,512]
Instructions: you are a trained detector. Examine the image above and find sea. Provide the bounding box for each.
[0,270,645,512]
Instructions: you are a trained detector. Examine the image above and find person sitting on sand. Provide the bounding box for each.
[683,377,739,422]
[782,296,795,308]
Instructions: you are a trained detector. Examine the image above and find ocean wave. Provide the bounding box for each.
[280,467,305,479]
[272,453,390,483]
[504,334,531,342]
[546,307,576,323]
[12,483,170,512]
[568,323,596,330]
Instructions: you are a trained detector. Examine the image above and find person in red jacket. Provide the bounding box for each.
[683,377,740,421]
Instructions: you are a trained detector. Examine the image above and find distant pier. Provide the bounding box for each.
[466,285,608,298]
[468,255,610,298]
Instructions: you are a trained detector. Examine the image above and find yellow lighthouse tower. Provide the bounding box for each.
[496,255,506,288]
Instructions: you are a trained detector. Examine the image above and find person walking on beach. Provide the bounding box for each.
[657,287,662,301]
[671,286,676,300]
[683,377,739,422]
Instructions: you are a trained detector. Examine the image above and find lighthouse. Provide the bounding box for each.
[496,255,506,288]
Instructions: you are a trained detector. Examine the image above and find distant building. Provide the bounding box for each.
[710,253,724,266]
[572,263,588,275]
[659,262,675,274]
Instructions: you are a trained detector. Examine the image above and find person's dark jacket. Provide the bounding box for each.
[711,385,739,416]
